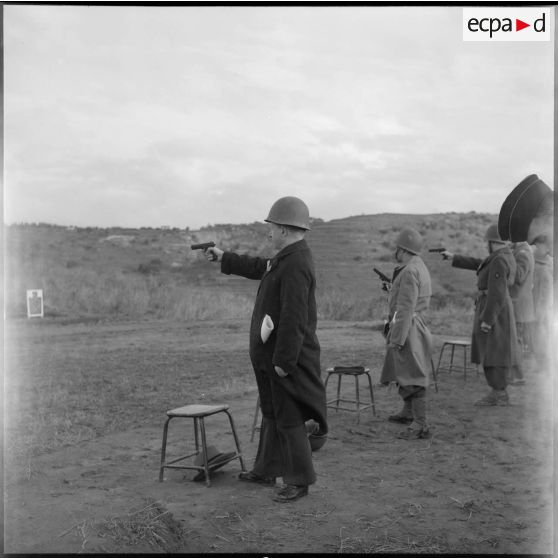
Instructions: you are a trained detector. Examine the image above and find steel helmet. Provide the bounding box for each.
[396,227,423,255]
[305,420,327,452]
[484,224,505,244]
[309,431,327,452]
[264,196,311,230]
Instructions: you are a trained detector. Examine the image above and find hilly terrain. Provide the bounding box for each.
[4,211,553,555]
[5,211,495,323]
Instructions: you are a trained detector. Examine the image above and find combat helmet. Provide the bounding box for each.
[264,196,311,230]
[396,227,423,255]
[484,224,505,244]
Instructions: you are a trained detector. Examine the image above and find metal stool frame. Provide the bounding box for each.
[324,366,376,423]
[159,404,246,487]
[435,339,478,382]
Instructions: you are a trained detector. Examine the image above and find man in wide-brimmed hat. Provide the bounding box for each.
[204,196,328,503]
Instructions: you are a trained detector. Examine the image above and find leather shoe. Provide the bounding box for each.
[396,427,431,440]
[238,471,276,485]
[272,484,308,502]
[388,414,413,424]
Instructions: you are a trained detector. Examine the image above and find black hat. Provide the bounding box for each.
[498,174,553,242]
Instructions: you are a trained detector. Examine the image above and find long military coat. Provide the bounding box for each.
[452,247,519,367]
[221,239,328,434]
[510,242,536,323]
[380,255,433,387]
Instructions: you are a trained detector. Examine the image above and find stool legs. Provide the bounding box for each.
[365,371,376,415]
[250,397,260,442]
[159,416,172,482]
[335,374,342,410]
[325,371,376,420]
[354,374,361,423]
[324,371,341,410]
[197,417,211,487]
[435,342,474,383]
[449,343,456,373]
[159,409,245,486]
[430,359,439,393]
[435,343,447,378]
[224,409,246,473]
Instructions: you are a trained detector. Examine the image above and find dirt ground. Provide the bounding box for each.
[4,319,555,554]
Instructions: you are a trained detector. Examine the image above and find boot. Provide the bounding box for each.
[495,390,509,406]
[474,390,498,406]
[396,425,432,440]
[396,399,431,439]
[388,399,413,423]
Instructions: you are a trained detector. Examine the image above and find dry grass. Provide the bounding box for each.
[208,509,276,549]
[96,499,186,552]
[5,213,492,322]
[338,515,449,553]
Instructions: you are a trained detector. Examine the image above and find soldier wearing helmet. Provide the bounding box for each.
[380,227,434,440]
[204,196,327,503]
[439,224,519,406]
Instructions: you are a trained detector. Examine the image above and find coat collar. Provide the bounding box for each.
[265,239,309,274]
[274,238,309,261]
[479,245,512,271]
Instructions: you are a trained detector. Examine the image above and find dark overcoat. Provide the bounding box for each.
[452,247,519,367]
[221,239,328,434]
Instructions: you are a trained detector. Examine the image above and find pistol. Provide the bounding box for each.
[191,241,217,261]
[428,246,451,260]
[191,241,216,251]
[373,267,392,284]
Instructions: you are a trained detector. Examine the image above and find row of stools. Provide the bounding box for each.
[159,338,477,486]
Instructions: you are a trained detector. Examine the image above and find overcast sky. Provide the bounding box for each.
[4,5,554,229]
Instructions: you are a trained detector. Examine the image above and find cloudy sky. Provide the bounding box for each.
[4,5,554,229]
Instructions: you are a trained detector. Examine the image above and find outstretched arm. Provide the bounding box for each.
[220,252,269,280]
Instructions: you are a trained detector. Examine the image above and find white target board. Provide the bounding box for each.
[26,289,44,318]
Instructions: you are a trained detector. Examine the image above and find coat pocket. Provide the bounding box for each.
[260,314,275,343]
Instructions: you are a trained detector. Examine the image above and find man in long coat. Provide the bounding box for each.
[205,196,327,503]
[380,227,433,440]
[441,225,518,406]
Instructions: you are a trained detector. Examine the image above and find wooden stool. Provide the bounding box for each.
[159,404,246,486]
[325,366,376,423]
[435,339,478,382]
